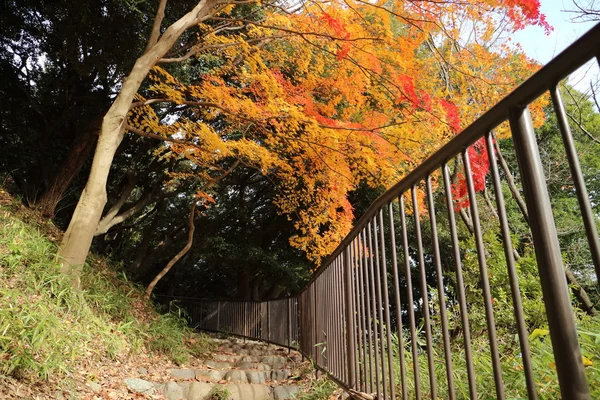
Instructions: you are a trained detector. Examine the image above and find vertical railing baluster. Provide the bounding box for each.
[373,215,389,400]
[367,223,382,397]
[217,301,221,332]
[462,149,505,400]
[352,239,362,389]
[358,237,369,391]
[267,300,271,343]
[325,265,331,372]
[442,164,477,399]
[313,283,318,364]
[378,209,397,400]
[399,195,421,399]
[388,202,408,400]
[288,298,292,349]
[485,133,537,399]
[412,184,437,399]
[351,239,364,389]
[338,260,342,382]
[426,175,456,400]
[362,229,375,394]
[510,105,590,399]
[551,86,600,281]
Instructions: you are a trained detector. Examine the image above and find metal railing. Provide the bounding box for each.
[164,297,300,349]
[164,23,600,399]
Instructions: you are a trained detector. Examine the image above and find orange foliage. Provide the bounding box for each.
[129,0,549,264]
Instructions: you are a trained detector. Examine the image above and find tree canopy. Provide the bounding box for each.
[1,0,554,292]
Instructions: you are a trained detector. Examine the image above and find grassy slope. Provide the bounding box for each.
[0,187,215,399]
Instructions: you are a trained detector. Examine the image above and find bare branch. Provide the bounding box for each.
[145,200,197,299]
[567,112,600,145]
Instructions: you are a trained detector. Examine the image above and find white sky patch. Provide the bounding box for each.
[513,0,599,96]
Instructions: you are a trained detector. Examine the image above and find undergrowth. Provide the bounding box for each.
[0,204,214,381]
[386,314,600,399]
[296,373,338,400]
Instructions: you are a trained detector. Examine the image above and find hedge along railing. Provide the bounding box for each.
[162,23,600,400]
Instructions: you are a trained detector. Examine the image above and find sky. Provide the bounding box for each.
[512,0,599,96]
[514,0,598,64]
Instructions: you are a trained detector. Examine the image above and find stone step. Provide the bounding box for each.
[201,356,296,370]
[212,352,296,362]
[160,381,302,400]
[172,368,299,383]
[124,336,312,400]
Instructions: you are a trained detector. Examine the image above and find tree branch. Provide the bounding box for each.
[145,201,197,298]
[493,134,529,224]
[144,0,168,54]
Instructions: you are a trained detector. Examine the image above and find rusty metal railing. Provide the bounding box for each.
[160,23,600,399]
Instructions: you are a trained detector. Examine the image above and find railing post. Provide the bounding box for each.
[267,301,271,343]
[313,284,318,367]
[216,301,221,331]
[287,298,292,351]
[509,106,590,399]
[344,247,357,388]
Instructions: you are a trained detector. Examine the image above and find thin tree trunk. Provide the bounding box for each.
[58,0,218,287]
[493,135,529,224]
[145,201,197,298]
[36,117,101,217]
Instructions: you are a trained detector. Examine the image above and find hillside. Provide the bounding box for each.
[0,187,217,399]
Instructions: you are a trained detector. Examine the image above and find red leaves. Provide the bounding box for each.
[321,12,347,38]
[397,74,419,107]
[320,12,351,60]
[440,99,461,134]
[451,138,491,211]
[503,0,552,34]
[336,43,351,61]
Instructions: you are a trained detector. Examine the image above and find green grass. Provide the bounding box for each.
[0,206,214,381]
[296,374,338,400]
[382,314,600,399]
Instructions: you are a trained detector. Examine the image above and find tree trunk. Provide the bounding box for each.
[145,201,197,298]
[58,0,218,287]
[36,117,101,217]
[565,269,598,316]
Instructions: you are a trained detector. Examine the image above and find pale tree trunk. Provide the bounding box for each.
[57,0,218,287]
[145,202,197,298]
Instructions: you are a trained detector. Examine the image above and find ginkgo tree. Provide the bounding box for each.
[59,0,550,286]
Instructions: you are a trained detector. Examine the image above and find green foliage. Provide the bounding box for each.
[296,375,338,400]
[383,83,600,399]
[208,385,231,400]
[389,315,600,399]
[0,207,214,380]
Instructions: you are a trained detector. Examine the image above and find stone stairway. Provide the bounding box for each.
[123,336,312,400]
